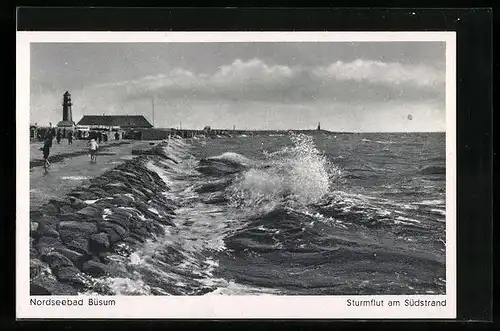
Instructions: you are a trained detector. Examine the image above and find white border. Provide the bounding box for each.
[16,31,456,319]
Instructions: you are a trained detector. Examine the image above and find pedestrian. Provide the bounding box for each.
[56,130,62,144]
[68,130,73,145]
[114,132,119,140]
[88,138,99,163]
[97,132,102,144]
[39,136,51,173]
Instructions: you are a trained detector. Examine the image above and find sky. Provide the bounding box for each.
[30,42,446,132]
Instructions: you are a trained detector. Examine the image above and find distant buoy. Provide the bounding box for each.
[407,114,413,120]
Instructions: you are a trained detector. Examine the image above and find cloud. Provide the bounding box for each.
[92,58,444,104]
[314,59,444,87]
[30,58,445,129]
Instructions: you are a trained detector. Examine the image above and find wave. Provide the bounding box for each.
[71,133,445,296]
[417,165,446,175]
[225,134,342,213]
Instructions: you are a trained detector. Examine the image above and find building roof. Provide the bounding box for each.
[77,115,153,128]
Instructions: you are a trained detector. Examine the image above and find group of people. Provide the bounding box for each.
[39,130,102,173]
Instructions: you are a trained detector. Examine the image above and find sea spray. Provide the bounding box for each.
[226,133,342,212]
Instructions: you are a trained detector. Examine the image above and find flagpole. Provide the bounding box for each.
[152,98,155,127]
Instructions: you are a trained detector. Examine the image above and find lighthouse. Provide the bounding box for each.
[57,91,76,128]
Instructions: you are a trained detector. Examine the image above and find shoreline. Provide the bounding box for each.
[30,142,177,295]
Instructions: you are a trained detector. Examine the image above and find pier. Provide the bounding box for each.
[128,128,338,140]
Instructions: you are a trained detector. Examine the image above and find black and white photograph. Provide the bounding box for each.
[17,32,456,319]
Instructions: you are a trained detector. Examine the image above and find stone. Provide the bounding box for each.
[49,199,69,209]
[59,205,74,214]
[55,247,85,266]
[88,187,107,198]
[30,283,52,295]
[82,260,110,277]
[111,194,135,206]
[68,197,86,210]
[30,258,50,279]
[101,227,121,244]
[58,213,83,223]
[130,227,149,241]
[36,236,64,256]
[43,203,59,215]
[123,237,141,246]
[158,217,175,227]
[131,187,148,200]
[69,191,97,201]
[66,237,90,255]
[41,251,74,271]
[55,266,86,287]
[31,280,79,295]
[89,233,111,252]
[105,182,128,189]
[39,228,60,238]
[129,232,147,243]
[76,206,101,218]
[99,222,127,239]
[58,221,98,236]
[106,213,132,230]
[145,221,165,236]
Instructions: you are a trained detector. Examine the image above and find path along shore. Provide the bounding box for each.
[29,139,178,295]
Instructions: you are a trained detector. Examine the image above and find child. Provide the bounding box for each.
[88,138,99,163]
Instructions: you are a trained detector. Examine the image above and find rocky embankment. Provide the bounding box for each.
[30,143,177,295]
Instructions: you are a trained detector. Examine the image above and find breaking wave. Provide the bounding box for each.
[79,133,445,296]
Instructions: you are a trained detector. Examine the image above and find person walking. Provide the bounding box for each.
[67,130,73,145]
[39,136,51,173]
[56,130,62,144]
[88,138,99,163]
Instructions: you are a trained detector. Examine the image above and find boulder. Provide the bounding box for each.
[145,221,165,236]
[88,187,107,198]
[36,236,65,256]
[158,217,175,227]
[30,278,78,295]
[59,205,74,214]
[69,190,98,201]
[43,203,59,215]
[106,213,132,230]
[55,266,86,287]
[76,206,101,219]
[58,221,97,244]
[68,196,87,210]
[55,247,86,266]
[129,232,147,243]
[41,251,74,271]
[39,228,60,238]
[105,182,128,189]
[101,227,122,244]
[66,237,91,255]
[110,194,135,206]
[82,260,110,277]
[89,233,111,252]
[130,227,150,241]
[99,222,128,239]
[131,187,148,200]
[123,236,141,246]
[30,258,50,279]
[57,213,84,223]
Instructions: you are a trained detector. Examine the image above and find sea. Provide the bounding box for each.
[86,132,446,296]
